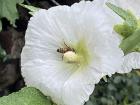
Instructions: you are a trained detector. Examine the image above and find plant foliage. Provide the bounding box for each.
[0,0,24,31]
[106,2,140,54]
[86,71,140,105]
[0,87,52,105]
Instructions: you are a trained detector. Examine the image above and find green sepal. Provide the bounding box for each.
[106,2,140,54]
[106,2,137,28]
[0,87,52,105]
[106,2,137,39]
[133,43,140,52]
[114,23,134,38]
[120,29,140,54]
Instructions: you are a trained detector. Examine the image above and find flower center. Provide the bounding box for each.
[57,39,91,68]
[72,39,91,67]
[63,51,79,63]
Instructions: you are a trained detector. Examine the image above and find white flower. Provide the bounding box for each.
[93,0,123,28]
[104,0,140,72]
[21,1,123,105]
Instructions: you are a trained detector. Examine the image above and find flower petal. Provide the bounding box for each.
[121,52,140,73]
[62,67,102,105]
[22,59,77,105]
[21,1,124,105]
[93,0,123,27]
[72,1,124,76]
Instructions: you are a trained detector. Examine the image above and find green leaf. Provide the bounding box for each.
[106,2,137,38]
[120,29,140,54]
[133,42,140,52]
[19,4,40,15]
[0,20,2,31]
[0,87,52,105]
[0,0,24,25]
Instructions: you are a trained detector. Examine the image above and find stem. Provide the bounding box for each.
[50,0,60,6]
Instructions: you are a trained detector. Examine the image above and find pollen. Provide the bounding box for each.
[63,39,92,68]
[63,51,79,63]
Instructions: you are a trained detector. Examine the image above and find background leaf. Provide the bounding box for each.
[0,0,24,25]
[86,71,140,105]
[0,87,52,105]
[19,4,40,15]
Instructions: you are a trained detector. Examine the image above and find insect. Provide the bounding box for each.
[57,42,75,53]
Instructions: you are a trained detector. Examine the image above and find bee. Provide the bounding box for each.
[57,42,75,53]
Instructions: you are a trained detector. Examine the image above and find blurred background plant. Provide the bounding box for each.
[86,70,140,105]
[0,0,24,31]
[0,0,139,105]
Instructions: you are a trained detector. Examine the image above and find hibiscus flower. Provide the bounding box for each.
[21,1,123,105]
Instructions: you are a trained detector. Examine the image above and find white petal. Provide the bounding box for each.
[62,66,102,105]
[73,1,124,76]
[21,1,124,105]
[107,0,140,17]
[22,59,77,105]
[121,52,140,73]
[91,0,123,28]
